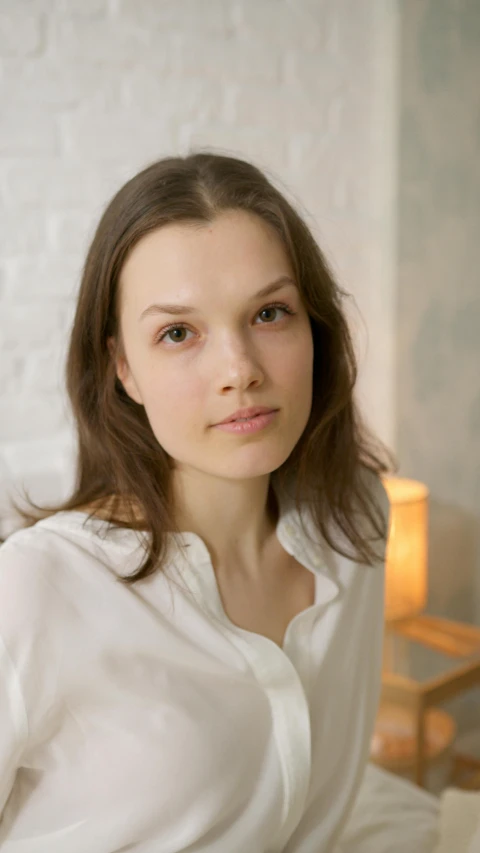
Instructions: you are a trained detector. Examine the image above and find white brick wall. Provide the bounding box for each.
[0,0,398,528]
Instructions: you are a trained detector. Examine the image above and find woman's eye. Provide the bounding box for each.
[157,325,192,345]
[256,305,288,324]
[156,302,294,346]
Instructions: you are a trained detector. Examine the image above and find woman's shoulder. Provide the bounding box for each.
[1,509,101,557]
[0,517,81,663]
[0,514,103,746]
[0,506,154,603]
[0,509,132,589]
[0,512,86,590]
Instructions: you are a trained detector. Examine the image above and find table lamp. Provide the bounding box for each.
[371,476,456,788]
[382,476,429,624]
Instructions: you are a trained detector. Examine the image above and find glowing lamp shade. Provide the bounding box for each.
[381,477,429,623]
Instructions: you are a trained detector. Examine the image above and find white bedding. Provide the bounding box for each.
[434,788,480,853]
[336,763,480,853]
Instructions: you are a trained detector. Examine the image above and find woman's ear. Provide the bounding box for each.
[107,336,143,405]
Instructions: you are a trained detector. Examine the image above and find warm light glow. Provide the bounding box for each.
[382,476,429,622]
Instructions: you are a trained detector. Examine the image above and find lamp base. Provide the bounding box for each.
[370,703,456,793]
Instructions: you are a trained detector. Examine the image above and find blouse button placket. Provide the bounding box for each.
[226,629,312,853]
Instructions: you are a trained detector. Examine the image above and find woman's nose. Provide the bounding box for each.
[214,337,264,392]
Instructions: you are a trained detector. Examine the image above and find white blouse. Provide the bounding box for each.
[0,476,389,853]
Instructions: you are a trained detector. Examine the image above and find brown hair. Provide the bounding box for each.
[9,151,395,582]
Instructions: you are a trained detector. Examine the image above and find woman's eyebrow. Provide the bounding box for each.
[138,276,297,320]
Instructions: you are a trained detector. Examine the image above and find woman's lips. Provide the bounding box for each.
[212,410,278,434]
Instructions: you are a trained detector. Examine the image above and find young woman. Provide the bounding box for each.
[0,152,393,852]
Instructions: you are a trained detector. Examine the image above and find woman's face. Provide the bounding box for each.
[114,210,314,483]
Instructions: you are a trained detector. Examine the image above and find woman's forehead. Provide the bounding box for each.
[118,212,293,314]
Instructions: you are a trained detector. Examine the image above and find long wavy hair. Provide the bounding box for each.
[9,151,395,583]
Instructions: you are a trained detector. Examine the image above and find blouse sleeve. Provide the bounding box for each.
[0,535,65,816]
[0,632,28,815]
